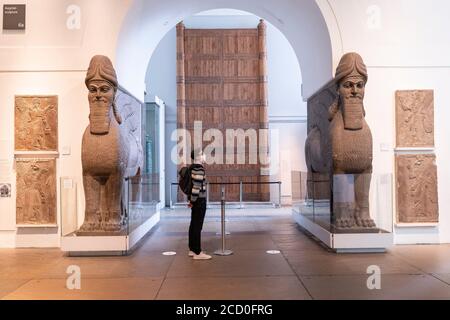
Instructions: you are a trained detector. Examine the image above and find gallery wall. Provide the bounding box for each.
[319,0,450,244]
[1,0,450,247]
[0,0,129,248]
[145,11,307,206]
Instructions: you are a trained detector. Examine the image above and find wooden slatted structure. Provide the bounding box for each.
[177,20,270,202]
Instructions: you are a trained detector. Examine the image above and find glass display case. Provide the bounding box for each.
[126,173,160,235]
[60,174,160,256]
[292,171,393,253]
[143,96,165,211]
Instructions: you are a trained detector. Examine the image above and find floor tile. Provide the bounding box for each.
[0,279,31,299]
[42,252,176,279]
[301,274,450,300]
[167,233,280,253]
[157,276,311,300]
[2,277,163,300]
[271,234,326,252]
[391,245,450,274]
[284,251,423,276]
[167,250,294,278]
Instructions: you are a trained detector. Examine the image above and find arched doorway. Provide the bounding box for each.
[115,0,335,101]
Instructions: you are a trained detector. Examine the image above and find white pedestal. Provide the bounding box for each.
[293,209,393,253]
[61,212,160,256]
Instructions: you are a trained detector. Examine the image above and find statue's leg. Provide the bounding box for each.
[103,173,123,232]
[80,174,101,231]
[332,171,356,229]
[354,170,376,228]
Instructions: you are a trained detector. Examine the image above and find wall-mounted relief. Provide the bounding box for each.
[395,90,438,225]
[16,159,57,225]
[15,96,58,152]
[396,154,439,224]
[396,90,434,148]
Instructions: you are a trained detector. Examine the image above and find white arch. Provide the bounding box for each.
[115,0,335,101]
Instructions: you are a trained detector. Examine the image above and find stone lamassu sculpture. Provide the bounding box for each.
[79,55,143,233]
[306,53,376,229]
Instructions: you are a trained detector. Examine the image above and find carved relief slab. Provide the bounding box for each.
[396,90,434,148]
[15,96,58,151]
[16,159,57,225]
[396,154,439,223]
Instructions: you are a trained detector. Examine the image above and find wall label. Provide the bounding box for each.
[3,4,26,30]
[0,184,11,198]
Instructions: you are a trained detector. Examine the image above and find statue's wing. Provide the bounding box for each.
[307,82,337,173]
[115,90,144,173]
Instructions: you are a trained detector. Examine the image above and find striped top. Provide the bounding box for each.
[189,164,207,202]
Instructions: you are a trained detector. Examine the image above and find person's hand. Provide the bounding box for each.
[188,202,193,208]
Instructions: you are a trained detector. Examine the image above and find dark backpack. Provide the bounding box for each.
[178,166,193,196]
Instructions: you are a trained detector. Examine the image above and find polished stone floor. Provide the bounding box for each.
[2,208,450,300]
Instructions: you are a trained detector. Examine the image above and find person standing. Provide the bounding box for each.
[188,149,212,260]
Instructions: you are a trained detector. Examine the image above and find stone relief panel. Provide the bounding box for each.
[396,90,434,148]
[15,96,58,151]
[396,154,439,224]
[16,159,57,225]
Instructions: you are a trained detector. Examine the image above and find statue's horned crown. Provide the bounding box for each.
[85,55,118,89]
[335,52,368,84]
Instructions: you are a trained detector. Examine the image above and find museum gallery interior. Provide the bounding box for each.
[1,0,450,301]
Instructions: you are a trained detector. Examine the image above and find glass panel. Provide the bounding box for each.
[126,174,160,235]
[143,103,160,176]
[292,172,393,235]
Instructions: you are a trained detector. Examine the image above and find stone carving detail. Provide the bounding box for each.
[305,53,375,229]
[16,159,57,225]
[79,55,143,233]
[305,81,336,201]
[396,154,439,223]
[15,96,58,151]
[396,90,434,148]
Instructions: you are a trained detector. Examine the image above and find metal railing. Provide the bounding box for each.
[169,181,282,209]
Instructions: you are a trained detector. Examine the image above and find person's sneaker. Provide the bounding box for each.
[188,251,195,257]
[193,252,212,260]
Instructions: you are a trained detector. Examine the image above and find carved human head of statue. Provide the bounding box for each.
[335,52,368,130]
[85,55,122,134]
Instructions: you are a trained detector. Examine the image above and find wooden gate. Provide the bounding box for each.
[177,21,270,202]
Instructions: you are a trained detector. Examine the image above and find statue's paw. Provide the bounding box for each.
[102,221,122,232]
[364,218,376,228]
[356,217,376,228]
[334,218,344,229]
[79,220,101,232]
[335,218,355,229]
[344,218,356,228]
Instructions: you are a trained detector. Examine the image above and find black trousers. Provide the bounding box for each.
[189,198,207,255]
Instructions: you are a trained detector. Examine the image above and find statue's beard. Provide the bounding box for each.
[89,100,111,134]
[342,96,364,130]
